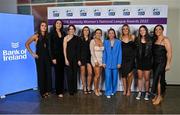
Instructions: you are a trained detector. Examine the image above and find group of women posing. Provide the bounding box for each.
[25,19,172,105]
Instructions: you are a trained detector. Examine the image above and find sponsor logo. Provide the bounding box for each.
[108,9,115,16]
[94,9,101,16]
[52,10,59,17]
[138,8,145,16]
[2,42,27,61]
[153,8,160,15]
[66,10,73,17]
[123,8,130,16]
[80,9,87,16]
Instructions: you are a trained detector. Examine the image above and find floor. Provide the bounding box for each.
[0,86,180,114]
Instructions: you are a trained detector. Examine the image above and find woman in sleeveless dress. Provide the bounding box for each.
[120,24,136,96]
[25,21,52,98]
[151,25,172,105]
[90,29,104,96]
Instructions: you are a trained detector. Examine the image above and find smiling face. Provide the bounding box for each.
[122,25,129,35]
[40,22,47,33]
[95,30,102,39]
[68,26,75,35]
[55,20,62,30]
[155,26,164,37]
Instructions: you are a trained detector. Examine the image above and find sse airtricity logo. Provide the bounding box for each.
[66,10,73,17]
[94,9,101,16]
[80,10,87,16]
[138,8,145,16]
[108,9,115,16]
[53,10,60,17]
[153,8,160,15]
[2,42,27,61]
[123,9,130,16]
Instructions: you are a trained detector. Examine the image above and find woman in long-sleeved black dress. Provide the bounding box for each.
[63,25,80,95]
[25,21,52,98]
[50,19,66,98]
[151,25,172,105]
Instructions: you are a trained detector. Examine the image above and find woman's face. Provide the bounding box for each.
[55,20,62,30]
[155,26,163,36]
[40,22,47,32]
[95,30,102,39]
[139,27,146,37]
[122,26,129,35]
[108,30,115,40]
[68,26,75,35]
[83,27,89,37]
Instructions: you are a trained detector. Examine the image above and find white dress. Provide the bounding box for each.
[90,39,104,67]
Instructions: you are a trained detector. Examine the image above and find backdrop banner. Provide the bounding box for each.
[47,5,168,91]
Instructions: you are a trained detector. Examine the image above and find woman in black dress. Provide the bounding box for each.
[25,21,52,98]
[63,25,80,95]
[135,25,153,101]
[50,19,65,98]
[78,26,92,94]
[151,25,172,105]
[120,24,136,96]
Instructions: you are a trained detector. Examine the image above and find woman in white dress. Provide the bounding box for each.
[90,29,104,96]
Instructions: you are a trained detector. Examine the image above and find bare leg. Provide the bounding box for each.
[137,70,143,92]
[122,77,127,95]
[87,63,92,92]
[127,71,134,96]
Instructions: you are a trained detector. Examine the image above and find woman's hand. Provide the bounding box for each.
[52,59,57,64]
[32,53,38,59]
[165,64,170,71]
[117,64,121,68]
[65,59,70,66]
[78,61,81,66]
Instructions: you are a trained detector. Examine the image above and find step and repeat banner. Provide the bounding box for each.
[48,5,168,91]
[0,13,37,96]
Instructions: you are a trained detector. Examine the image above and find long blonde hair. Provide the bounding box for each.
[120,24,132,40]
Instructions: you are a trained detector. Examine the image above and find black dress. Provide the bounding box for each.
[136,42,153,70]
[35,35,52,96]
[79,37,91,65]
[121,41,136,77]
[50,31,65,95]
[151,44,167,95]
[66,35,80,94]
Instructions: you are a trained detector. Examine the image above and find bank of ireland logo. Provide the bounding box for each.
[2,42,27,61]
[123,8,130,16]
[108,9,115,16]
[11,42,19,49]
[52,10,60,17]
[66,10,73,17]
[153,8,160,15]
[94,9,101,16]
[138,8,145,16]
[80,9,87,16]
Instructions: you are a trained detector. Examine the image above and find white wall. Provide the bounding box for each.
[0,0,17,14]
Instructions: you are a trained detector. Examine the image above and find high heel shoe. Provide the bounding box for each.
[94,90,100,96]
[152,95,157,102]
[153,96,162,105]
[87,87,92,94]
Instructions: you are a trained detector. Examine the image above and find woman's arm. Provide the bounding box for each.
[164,38,172,71]
[25,34,38,58]
[63,35,69,66]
